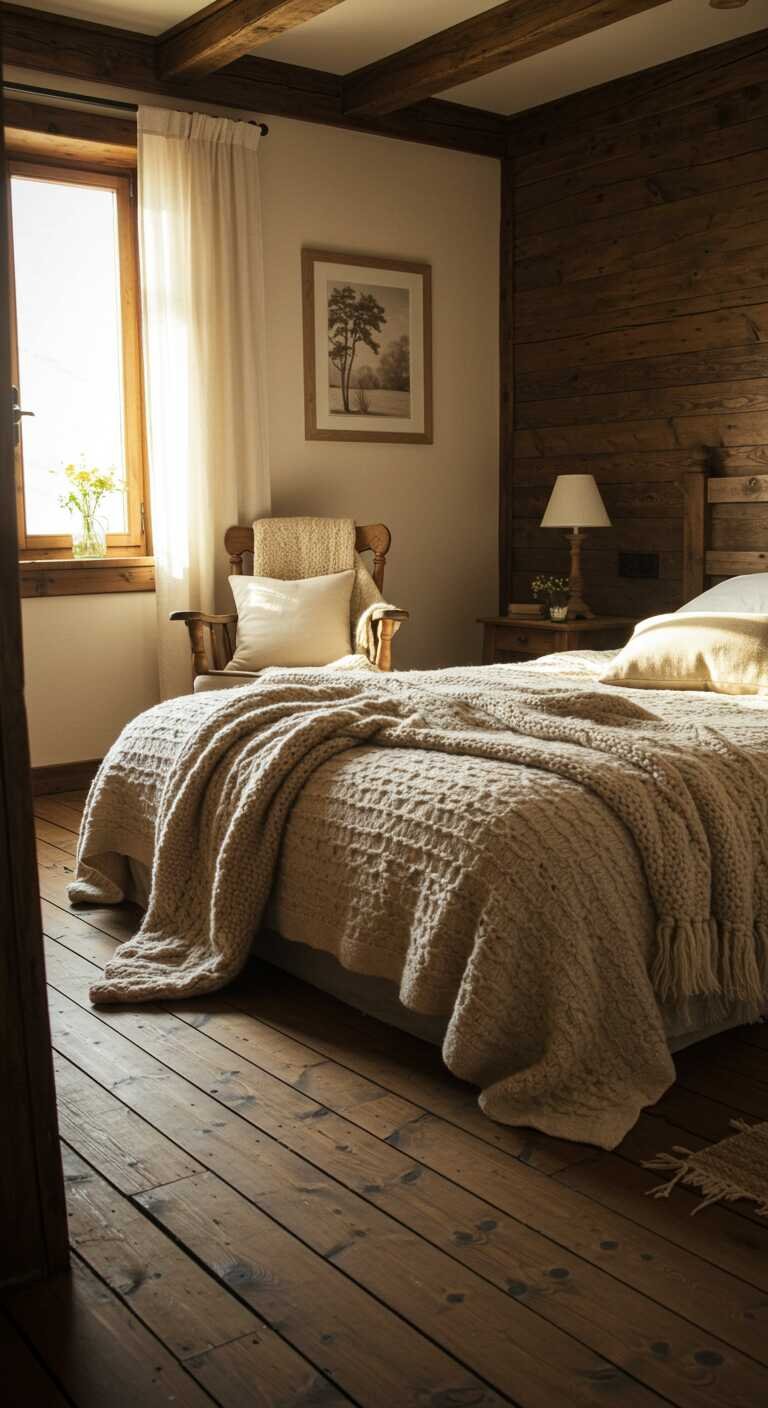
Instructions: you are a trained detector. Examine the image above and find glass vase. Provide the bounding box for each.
[72,516,107,559]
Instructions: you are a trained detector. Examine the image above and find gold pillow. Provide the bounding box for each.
[601,612,768,695]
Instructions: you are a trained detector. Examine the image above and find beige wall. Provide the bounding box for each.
[260,119,500,670]
[21,111,500,765]
[22,593,160,767]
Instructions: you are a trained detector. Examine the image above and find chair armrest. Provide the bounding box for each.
[193,669,258,693]
[370,606,409,622]
[170,610,238,677]
[169,610,237,624]
[370,608,408,671]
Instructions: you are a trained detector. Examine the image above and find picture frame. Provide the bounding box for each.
[302,247,433,444]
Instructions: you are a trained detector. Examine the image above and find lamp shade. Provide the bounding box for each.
[540,474,611,529]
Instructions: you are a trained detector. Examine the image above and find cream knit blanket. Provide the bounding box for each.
[252,516,400,660]
[70,660,768,1147]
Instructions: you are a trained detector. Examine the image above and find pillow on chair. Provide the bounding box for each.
[226,570,354,672]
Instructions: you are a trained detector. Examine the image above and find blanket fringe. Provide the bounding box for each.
[720,921,766,1004]
[652,918,720,1002]
[653,917,766,1005]
[643,1148,768,1219]
[731,1117,759,1135]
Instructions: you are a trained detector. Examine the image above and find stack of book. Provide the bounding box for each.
[506,602,545,618]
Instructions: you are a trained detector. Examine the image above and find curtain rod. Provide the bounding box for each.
[3,80,269,135]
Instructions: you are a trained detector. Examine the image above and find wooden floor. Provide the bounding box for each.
[3,792,768,1407]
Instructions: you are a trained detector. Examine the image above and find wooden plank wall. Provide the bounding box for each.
[503,26,768,616]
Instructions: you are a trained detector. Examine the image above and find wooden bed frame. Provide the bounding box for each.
[683,467,768,604]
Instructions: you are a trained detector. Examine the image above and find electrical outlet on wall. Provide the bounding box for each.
[618,552,659,579]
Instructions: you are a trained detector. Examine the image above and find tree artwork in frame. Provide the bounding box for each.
[302,248,433,443]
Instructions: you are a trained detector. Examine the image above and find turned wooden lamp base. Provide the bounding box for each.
[565,529,594,619]
[541,476,610,618]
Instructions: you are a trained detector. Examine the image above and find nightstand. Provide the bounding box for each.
[479,615,636,665]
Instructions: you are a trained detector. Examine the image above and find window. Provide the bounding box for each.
[9,161,149,562]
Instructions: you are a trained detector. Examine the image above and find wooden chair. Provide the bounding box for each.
[171,522,408,685]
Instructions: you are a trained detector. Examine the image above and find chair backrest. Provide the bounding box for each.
[223,521,392,592]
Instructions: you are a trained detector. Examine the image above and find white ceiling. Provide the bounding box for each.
[255,0,497,72]
[9,0,495,41]
[11,0,768,115]
[11,0,194,32]
[449,0,768,114]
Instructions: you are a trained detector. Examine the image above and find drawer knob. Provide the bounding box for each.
[516,633,529,644]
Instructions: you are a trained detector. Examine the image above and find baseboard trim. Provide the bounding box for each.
[31,759,101,797]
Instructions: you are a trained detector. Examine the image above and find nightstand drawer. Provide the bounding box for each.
[493,623,552,655]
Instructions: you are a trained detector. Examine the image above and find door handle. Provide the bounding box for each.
[11,385,34,446]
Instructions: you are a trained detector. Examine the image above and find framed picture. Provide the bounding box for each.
[302,248,433,444]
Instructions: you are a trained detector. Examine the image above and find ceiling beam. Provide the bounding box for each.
[158,0,348,81]
[1,5,507,159]
[343,0,673,118]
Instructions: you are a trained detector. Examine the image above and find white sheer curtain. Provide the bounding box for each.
[138,107,270,698]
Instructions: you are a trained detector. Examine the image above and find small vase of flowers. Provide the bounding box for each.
[531,574,570,622]
[56,461,124,559]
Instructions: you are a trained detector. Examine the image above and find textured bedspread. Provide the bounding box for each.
[70,653,768,1148]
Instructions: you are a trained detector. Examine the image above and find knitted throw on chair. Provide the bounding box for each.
[252,515,399,659]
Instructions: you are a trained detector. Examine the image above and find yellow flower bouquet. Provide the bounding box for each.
[56,460,125,558]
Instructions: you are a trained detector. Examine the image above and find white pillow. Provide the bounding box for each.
[678,573,768,614]
[226,570,354,672]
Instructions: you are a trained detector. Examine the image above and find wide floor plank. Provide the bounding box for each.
[677,1032,768,1091]
[52,789,88,809]
[34,797,86,833]
[4,1256,214,1408]
[54,1049,204,1196]
[34,816,78,855]
[648,1084,752,1144]
[674,1059,768,1123]
[185,1332,352,1408]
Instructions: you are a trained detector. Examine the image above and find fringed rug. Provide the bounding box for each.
[645,1120,768,1218]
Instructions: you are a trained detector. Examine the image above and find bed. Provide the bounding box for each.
[69,468,768,1150]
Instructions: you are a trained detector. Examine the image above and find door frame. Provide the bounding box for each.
[0,37,69,1287]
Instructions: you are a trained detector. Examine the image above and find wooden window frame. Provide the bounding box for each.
[9,157,153,591]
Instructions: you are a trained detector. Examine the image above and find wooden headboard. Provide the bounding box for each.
[683,469,768,603]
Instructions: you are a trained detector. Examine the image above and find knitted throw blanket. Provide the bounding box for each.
[252,516,399,658]
[70,661,768,1147]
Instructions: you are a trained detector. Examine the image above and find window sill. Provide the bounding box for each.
[20,556,156,599]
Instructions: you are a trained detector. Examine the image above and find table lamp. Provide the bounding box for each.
[540,474,611,619]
